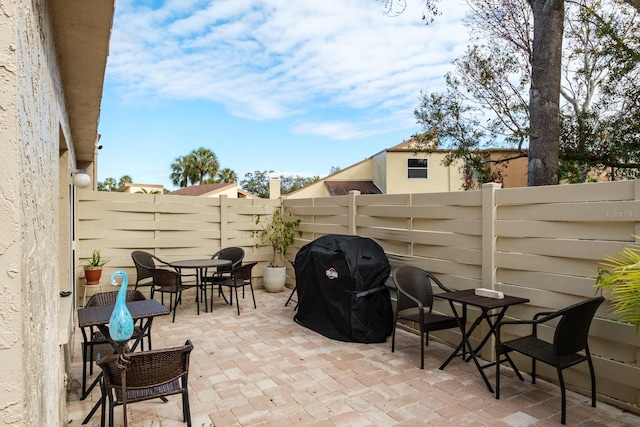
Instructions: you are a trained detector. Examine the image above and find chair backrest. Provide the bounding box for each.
[554,296,604,357]
[86,290,146,307]
[131,251,156,283]
[150,268,181,291]
[97,339,193,392]
[393,266,450,313]
[212,247,245,272]
[233,262,257,281]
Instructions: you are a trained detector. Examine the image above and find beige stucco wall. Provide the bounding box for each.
[384,151,464,193]
[371,151,387,193]
[0,1,73,424]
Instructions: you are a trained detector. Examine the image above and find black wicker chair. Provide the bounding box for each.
[495,296,604,425]
[81,290,150,397]
[97,340,194,427]
[201,247,245,299]
[391,265,459,369]
[218,262,258,315]
[131,251,174,290]
[150,269,197,322]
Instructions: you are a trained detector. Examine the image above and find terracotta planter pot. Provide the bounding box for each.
[84,267,103,285]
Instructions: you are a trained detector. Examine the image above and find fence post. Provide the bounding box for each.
[348,190,360,235]
[220,195,228,249]
[482,183,501,289]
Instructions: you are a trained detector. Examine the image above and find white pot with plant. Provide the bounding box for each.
[255,206,301,292]
[84,249,109,285]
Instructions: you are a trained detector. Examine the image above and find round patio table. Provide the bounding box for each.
[169,258,232,313]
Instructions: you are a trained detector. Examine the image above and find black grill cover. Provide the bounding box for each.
[293,234,393,343]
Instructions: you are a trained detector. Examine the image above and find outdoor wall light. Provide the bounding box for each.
[71,170,91,188]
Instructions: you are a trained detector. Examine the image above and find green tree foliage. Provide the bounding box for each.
[170,147,220,187]
[393,0,640,185]
[559,0,640,182]
[240,171,320,198]
[97,175,132,191]
[281,175,320,193]
[413,0,639,187]
[215,168,238,183]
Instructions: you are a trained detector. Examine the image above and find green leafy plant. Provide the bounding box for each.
[84,249,110,268]
[594,237,640,332]
[255,207,301,267]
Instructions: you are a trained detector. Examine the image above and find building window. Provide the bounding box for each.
[408,158,428,179]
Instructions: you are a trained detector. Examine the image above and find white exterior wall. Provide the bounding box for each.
[0,1,70,424]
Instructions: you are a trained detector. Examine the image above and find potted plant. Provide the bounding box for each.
[255,207,301,292]
[594,237,640,332]
[84,249,110,285]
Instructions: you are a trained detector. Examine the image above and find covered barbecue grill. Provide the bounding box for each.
[293,234,393,343]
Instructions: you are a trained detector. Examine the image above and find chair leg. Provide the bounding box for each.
[171,293,178,323]
[495,348,501,400]
[531,359,537,383]
[82,342,89,395]
[182,388,192,427]
[587,353,597,408]
[419,327,425,369]
[391,321,397,353]
[249,285,256,309]
[557,368,567,425]
[234,287,240,315]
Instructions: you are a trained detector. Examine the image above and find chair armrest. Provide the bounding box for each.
[396,287,425,311]
[496,317,541,344]
[429,274,453,293]
[533,311,555,320]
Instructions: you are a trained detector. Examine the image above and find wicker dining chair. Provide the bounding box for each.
[150,268,197,322]
[81,290,151,397]
[97,340,194,427]
[218,262,258,315]
[391,265,459,369]
[496,296,604,425]
[201,247,245,299]
[131,251,175,290]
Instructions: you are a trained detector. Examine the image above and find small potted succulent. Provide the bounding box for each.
[84,249,109,285]
[255,206,301,292]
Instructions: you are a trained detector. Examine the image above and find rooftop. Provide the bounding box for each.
[66,289,639,426]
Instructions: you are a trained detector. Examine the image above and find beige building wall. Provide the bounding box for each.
[0,1,114,425]
[1,2,66,424]
[384,151,464,193]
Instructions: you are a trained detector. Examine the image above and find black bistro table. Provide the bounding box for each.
[435,288,529,393]
[78,298,169,424]
[169,258,233,312]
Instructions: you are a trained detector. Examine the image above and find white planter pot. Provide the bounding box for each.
[263,266,286,293]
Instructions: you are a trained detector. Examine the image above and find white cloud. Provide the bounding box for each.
[107,0,470,138]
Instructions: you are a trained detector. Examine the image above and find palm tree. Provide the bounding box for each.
[118,175,133,187]
[188,147,219,185]
[216,168,237,183]
[170,155,195,188]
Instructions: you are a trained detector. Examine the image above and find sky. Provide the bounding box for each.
[97,0,471,191]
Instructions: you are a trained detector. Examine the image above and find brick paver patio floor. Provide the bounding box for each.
[66,288,639,426]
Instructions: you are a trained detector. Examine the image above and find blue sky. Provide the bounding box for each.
[97,0,470,191]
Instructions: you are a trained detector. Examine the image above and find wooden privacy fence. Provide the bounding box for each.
[78,180,640,410]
